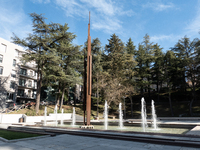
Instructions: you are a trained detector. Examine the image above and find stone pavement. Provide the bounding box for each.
[0,134,200,150]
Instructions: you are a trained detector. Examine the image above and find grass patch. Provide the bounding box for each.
[0,129,41,140]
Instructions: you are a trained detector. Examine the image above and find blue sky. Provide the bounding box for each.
[0,0,200,52]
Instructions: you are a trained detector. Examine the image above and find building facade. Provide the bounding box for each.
[0,37,37,110]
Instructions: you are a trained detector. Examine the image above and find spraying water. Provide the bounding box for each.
[55,105,58,126]
[141,97,147,132]
[151,100,158,130]
[119,103,123,129]
[61,109,64,126]
[104,101,108,130]
[44,106,47,126]
[72,107,76,126]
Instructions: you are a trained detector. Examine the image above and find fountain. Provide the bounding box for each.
[72,107,76,126]
[151,100,158,130]
[54,105,58,126]
[104,101,108,130]
[119,103,123,129]
[47,98,191,135]
[141,97,148,132]
[44,106,47,126]
[60,109,64,126]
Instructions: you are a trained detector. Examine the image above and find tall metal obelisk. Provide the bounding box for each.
[86,12,92,126]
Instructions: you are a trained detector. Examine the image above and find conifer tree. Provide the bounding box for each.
[171,36,200,115]
[91,38,103,116]
[125,38,137,117]
[12,13,77,113]
[152,44,164,102]
[102,34,135,105]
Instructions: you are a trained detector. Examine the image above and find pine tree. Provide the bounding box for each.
[91,38,103,117]
[171,36,200,116]
[125,38,137,117]
[102,34,135,105]
[163,50,176,116]
[12,13,77,113]
[152,43,164,102]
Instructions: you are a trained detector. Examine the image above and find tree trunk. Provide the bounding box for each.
[157,83,160,103]
[56,89,60,106]
[168,85,174,116]
[141,86,144,97]
[189,81,196,116]
[124,98,126,119]
[36,70,42,114]
[130,96,133,118]
[59,88,65,110]
[97,73,99,117]
[83,49,86,125]
[74,85,76,106]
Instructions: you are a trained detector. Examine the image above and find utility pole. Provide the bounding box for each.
[86,12,92,126]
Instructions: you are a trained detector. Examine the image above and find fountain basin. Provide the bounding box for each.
[52,122,193,135]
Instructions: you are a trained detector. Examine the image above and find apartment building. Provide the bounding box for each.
[0,37,37,110]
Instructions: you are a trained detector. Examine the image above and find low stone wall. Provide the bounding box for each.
[49,113,72,120]
[0,113,72,124]
[0,114,24,123]
[157,117,200,121]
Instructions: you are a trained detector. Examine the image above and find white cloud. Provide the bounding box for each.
[31,0,50,4]
[55,0,134,34]
[55,0,87,18]
[80,0,115,16]
[143,2,175,12]
[0,1,32,41]
[185,0,200,36]
[151,34,173,42]
[92,17,122,34]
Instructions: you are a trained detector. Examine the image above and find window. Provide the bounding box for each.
[34,80,37,88]
[18,89,24,96]
[0,66,3,75]
[28,90,31,98]
[10,81,15,89]
[11,70,16,78]
[20,68,27,75]
[19,79,26,86]
[32,90,36,98]
[28,80,32,87]
[0,44,6,53]
[34,71,37,77]
[7,93,14,100]
[0,55,3,63]
[30,71,33,76]
[15,49,18,57]
[13,59,16,67]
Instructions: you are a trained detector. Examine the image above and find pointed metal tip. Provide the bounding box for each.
[89,11,90,24]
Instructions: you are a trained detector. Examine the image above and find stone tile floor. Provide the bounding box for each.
[0,134,200,150]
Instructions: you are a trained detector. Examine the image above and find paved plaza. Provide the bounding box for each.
[0,133,199,150]
[1,118,200,150]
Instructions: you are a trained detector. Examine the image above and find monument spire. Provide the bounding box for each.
[86,11,92,125]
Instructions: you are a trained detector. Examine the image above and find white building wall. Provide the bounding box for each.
[0,37,37,110]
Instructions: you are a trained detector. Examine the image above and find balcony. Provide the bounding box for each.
[17,95,36,99]
[21,63,37,69]
[18,84,37,89]
[19,73,37,80]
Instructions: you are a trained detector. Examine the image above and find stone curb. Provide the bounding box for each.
[0,135,51,143]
